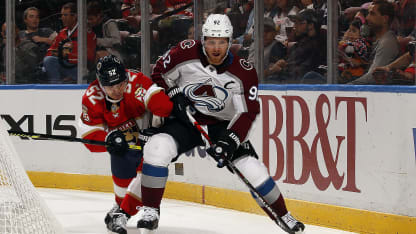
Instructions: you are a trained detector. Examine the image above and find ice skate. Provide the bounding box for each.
[104,204,129,234]
[104,204,120,225]
[281,212,305,234]
[137,206,160,230]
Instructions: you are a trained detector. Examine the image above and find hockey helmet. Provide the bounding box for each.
[202,14,233,40]
[201,14,233,57]
[96,55,127,86]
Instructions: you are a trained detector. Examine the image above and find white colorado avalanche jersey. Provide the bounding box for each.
[152,40,260,141]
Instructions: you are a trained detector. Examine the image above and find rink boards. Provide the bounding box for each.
[1,84,416,233]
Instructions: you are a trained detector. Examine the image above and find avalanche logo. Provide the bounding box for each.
[240,59,253,71]
[180,40,196,49]
[183,80,228,112]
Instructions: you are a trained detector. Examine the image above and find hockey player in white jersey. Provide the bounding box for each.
[137,14,305,234]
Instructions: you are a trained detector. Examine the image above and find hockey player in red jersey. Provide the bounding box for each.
[78,55,173,234]
[137,14,305,233]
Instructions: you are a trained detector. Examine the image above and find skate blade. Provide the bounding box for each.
[108,231,129,234]
[293,229,305,234]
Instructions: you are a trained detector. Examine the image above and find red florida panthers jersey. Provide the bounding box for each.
[79,69,173,152]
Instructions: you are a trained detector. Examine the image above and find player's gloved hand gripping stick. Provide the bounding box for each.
[184,110,295,234]
[8,130,141,151]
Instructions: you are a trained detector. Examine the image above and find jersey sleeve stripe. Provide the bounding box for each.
[144,84,164,108]
[78,119,106,138]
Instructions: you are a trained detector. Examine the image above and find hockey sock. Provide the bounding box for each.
[112,176,133,206]
[268,195,288,218]
[141,163,168,208]
[252,177,288,218]
[121,193,143,216]
[120,174,143,216]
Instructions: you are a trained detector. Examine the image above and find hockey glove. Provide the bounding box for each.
[168,87,191,126]
[105,130,129,156]
[207,130,240,168]
[138,127,160,147]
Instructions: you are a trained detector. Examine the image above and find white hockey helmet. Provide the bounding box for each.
[201,14,233,58]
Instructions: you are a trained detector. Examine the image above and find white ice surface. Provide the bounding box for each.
[37,188,357,234]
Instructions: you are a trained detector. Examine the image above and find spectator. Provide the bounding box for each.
[349,0,400,85]
[274,0,300,43]
[354,8,369,33]
[300,0,314,9]
[121,0,165,17]
[301,0,343,28]
[343,1,374,24]
[271,9,327,83]
[395,0,416,37]
[87,1,123,61]
[43,2,97,84]
[187,24,194,39]
[121,0,165,33]
[312,0,329,24]
[121,0,139,19]
[248,17,287,82]
[226,3,250,39]
[235,0,278,45]
[1,23,42,84]
[151,0,169,14]
[338,19,371,83]
[372,41,416,84]
[229,0,253,40]
[19,7,57,58]
[393,1,416,54]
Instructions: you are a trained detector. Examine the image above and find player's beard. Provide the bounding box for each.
[207,51,227,65]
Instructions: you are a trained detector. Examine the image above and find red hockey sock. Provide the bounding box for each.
[121,193,143,216]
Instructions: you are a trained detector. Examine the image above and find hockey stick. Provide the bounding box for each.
[7,130,141,151]
[184,111,293,233]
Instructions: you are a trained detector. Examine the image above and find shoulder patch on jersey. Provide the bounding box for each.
[180,40,196,49]
[239,59,253,71]
[81,104,90,122]
[134,86,146,102]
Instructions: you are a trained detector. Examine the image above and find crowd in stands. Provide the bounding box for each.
[0,0,415,85]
